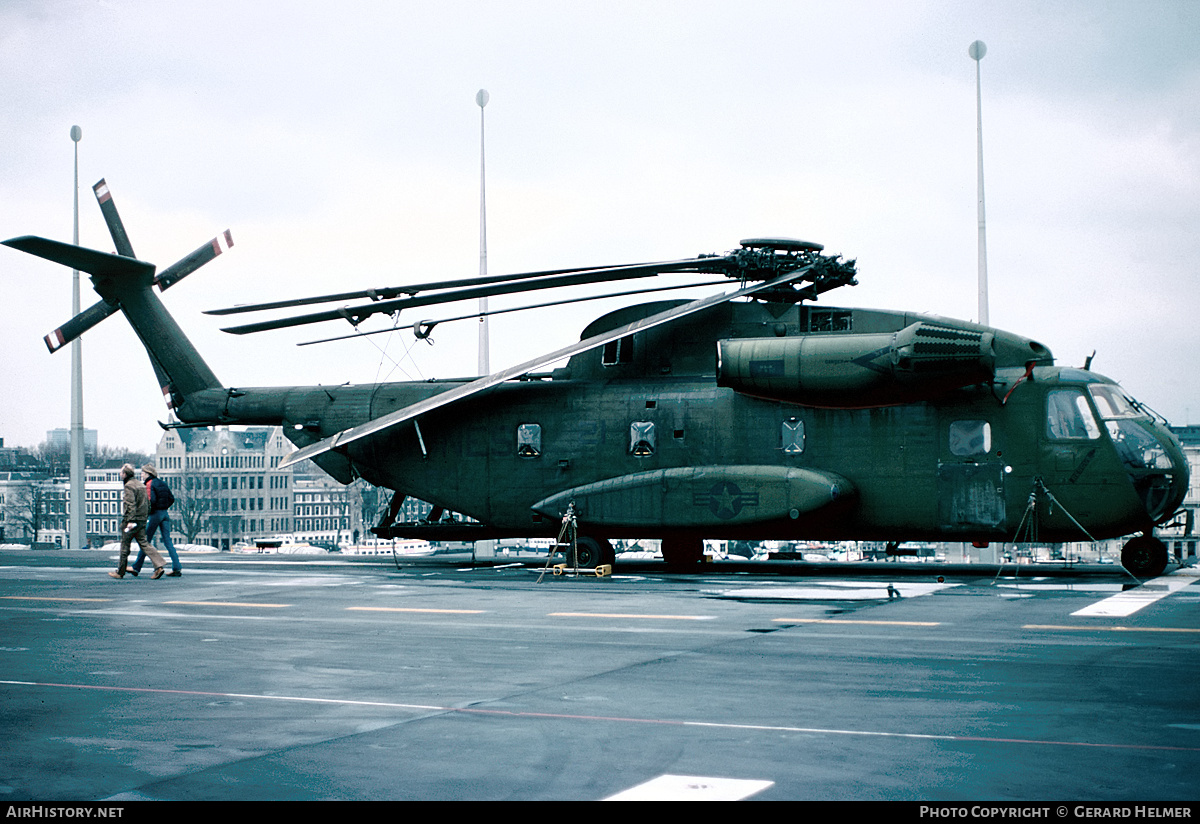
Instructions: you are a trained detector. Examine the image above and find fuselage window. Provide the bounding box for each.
[517,423,542,458]
[948,420,991,456]
[630,421,656,456]
[1046,389,1101,440]
[782,417,805,454]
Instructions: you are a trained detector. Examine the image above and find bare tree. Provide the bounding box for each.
[32,442,69,477]
[93,445,152,469]
[171,477,213,544]
[356,480,388,532]
[4,481,48,541]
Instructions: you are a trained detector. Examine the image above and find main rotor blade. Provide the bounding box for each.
[205,261,645,316]
[296,278,730,345]
[220,257,718,335]
[93,179,135,258]
[278,264,816,469]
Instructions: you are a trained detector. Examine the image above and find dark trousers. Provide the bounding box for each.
[133,510,180,573]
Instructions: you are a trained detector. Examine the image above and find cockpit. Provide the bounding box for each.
[1044,372,1187,524]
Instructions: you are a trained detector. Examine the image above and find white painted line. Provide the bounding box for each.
[1072,569,1199,617]
[548,611,715,620]
[710,581,958,601]
[604,774,773,801]
[5,679,1197,753]
[998,583,1126,592]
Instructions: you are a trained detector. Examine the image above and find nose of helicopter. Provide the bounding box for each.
[1162,427,1189,517]
[1142,419,1189,525]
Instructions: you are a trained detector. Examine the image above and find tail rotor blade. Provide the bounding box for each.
[92,179,135,258]
[155,231,234,291]
[44,298,119,353]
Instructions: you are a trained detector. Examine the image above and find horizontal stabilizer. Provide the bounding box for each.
[44,299,120,353]
[1,236,154,281]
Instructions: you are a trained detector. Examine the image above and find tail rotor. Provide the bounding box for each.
[22,178,233,353]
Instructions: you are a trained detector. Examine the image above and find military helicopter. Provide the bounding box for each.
[3,179,1189,577]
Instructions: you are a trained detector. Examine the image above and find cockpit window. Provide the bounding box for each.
[1046,389,1101,440]
[1088,385,1142,420]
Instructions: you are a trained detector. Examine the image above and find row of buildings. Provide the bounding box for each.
[0,426,426,551]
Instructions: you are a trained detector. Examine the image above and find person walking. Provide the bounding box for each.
[129,464,182,577]
[109,463,165,579]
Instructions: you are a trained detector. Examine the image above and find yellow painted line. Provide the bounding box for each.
[776,618,941,627]
[163,600,290,608]
[549,611,715,621]
[0,596,112,603]
[1024,624,1200,634]
[346,607,484,614]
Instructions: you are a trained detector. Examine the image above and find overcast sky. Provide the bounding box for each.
[2,0,1198,453]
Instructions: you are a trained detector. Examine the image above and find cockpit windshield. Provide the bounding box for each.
[1086,384,1174,474]
[1088,384,1143,420]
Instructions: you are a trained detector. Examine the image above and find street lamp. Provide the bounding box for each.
[69,125,85,551]
[476,89,490,377]
[969,41,989,327]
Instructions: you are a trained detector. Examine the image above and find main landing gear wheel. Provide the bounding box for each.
[1121,534,1168,579]
[572,536,615,568]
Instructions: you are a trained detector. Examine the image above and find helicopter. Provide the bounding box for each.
[3,178,1189,577]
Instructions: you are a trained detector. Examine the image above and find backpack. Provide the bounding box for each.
[152,478,175,510]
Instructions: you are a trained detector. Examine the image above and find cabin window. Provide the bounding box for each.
[1046,389,1101,440]
[516,424,542,458]
[782,418,805,454]
[602,335,634,366]
[808,309,852,333]
[949,420,991,456]
[630,421,656,456]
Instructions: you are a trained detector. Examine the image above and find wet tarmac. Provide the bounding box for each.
[1,549,1198,801]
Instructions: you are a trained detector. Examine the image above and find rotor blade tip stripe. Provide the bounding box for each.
[93,181,111,202]
[210,232,234,256]
[44,330,66,352]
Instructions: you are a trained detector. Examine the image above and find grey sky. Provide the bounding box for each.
[2,0,1198,452]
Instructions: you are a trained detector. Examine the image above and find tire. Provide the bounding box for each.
[1121,535,1168,578]
[572,536,613,568]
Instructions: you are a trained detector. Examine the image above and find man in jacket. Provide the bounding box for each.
[129,464,182,577]
[109,463,165,579]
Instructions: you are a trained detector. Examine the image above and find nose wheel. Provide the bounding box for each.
[1121,534,1168,578]
[571,536,614,568]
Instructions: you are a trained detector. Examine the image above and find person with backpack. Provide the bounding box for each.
[129,464,182,577]
[108,463,165,579]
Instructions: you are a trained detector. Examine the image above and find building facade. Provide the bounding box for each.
[154,425,371,551]
[155,426,295,550]
[1,468,123,548]
[1165,424,1200,561]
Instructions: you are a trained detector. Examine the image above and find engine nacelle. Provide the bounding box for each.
[716,322,995,407]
